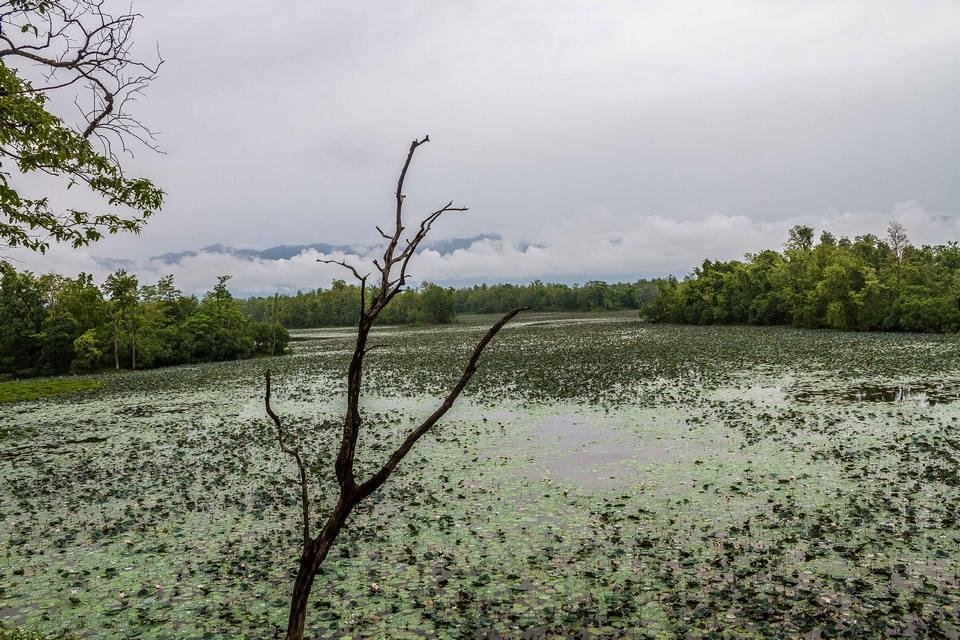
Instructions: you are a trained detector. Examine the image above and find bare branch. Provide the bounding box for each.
[366,202,469,312]
[265,370,311,546]
[375,135,430,307]
[0,1,163,159]
[362,344,384,356]
[317,258,368,283]
[395,203,467,271]
[358,307,527,499]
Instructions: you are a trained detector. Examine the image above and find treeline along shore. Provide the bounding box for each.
[647,224,960,333]
[0,266,287,378]
[4,221,959,379]
[239,280,660,328]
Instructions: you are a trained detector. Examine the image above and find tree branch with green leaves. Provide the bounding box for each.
[0,0,162,254]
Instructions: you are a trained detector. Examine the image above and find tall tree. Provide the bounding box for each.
[270,292,280,355]
[102,269,137,370]
[265,137,526,639]
[0,0,163,253]
[140,274,181,322]
[785,224,815,251]
[887,221,909,292]
[0,260,44,373]
[35,271,104,373]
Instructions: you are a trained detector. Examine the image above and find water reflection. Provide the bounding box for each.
[793,382,959,406]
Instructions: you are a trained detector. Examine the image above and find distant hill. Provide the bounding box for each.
[95,234,503,269]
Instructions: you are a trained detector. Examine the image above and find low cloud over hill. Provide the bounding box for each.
[11,202,959,296]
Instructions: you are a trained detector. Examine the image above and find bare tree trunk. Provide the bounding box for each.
[131,328,137,370]
[284,502,350,639]
[271,292,279,356]
[285,548,318,640]
[113,319,119,371]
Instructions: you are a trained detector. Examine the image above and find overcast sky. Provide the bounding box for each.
[10,1,960,294]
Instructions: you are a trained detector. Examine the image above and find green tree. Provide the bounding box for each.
[0,1,163,253]
[646,222,960,334]
[785,225,815,251]
[420,283,456,323]
[0,265,279,376]
[253,321,290,356]
[0,261,44,374]
[102,270,138,370]
[35,272,105,374]
[71,329,103,373]
[174,275,253,362]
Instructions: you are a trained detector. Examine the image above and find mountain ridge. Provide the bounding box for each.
[94,234,504,270]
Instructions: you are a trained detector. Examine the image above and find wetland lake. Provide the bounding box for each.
[2,313,959,638]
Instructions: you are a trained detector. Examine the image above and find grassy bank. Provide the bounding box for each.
[0,378,103,404]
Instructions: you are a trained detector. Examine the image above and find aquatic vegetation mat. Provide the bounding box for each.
[1,316,959,638]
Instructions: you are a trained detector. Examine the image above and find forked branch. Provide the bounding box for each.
[317,258,369,284]
[368,136,469,318]
[357,306,527,499]
[265,370,311,546]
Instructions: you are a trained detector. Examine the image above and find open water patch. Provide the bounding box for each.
[792,380,960,406]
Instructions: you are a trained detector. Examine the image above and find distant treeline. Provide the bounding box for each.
[648,224,960,332]
[240,280,660,328]
[19,220,950,380]
[0,264,288,378]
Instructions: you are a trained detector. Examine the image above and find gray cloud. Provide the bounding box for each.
[12,202,957,296]
[7,1,960,291]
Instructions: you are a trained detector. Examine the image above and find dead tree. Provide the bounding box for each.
[265,136,526,640]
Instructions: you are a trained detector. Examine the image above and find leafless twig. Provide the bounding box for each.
[0,0,163,161]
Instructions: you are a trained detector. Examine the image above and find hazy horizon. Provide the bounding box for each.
[6,1,959,295]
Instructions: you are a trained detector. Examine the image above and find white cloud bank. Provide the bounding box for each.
[8,202,959,297]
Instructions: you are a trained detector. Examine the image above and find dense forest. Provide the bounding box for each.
[0,264,288,378]
[648,223,960,332]
[8,220,957,382]
[240,279,660,328]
